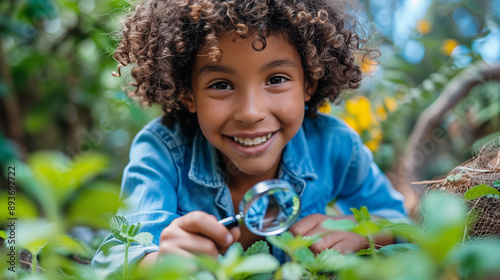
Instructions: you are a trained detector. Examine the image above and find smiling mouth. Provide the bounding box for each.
[232,133,273,147]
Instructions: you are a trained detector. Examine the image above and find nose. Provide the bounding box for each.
[233,88,267,124]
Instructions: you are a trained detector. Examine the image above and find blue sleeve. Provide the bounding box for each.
[335,131,408,221]
[91,125,181,277]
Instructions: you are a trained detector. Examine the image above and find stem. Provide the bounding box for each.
[124,242,130,280]
[31,252,37,275]
[368,235,378,261]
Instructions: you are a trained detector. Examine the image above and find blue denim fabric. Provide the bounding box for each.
[91,114,407,277]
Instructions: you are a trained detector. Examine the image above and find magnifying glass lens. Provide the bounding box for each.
[243,182,300,236]
[218,179,301,236]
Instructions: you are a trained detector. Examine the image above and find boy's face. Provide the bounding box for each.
[183,33,317,177]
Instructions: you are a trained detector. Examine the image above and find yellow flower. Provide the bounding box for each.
[345,96,372,131]
[318,101,332,114]
[365,128,383,152]
[416,19,432,34]
[365,139,380,152]
[384,97,398,112]
[442,39,459,56]
[375,105,387,121]
[343,116,359,133]
[360,58,378,74]
[340,96,384,152]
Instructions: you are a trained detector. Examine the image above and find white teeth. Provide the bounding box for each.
[233,133,273,146]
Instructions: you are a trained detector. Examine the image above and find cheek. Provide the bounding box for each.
[195,100,228,132]
[275,95,306,124]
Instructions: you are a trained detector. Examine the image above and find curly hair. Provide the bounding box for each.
[113,0,379,131]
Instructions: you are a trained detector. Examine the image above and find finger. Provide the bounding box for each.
[160,232,219,258]
[219,226,241,254]
[332,240,354,255]
[175,211,234,248]
[158,242,195,258]
[289,214,323,237]
[311,231,367,255]
[302,225,339,254]
[230,226,241,243]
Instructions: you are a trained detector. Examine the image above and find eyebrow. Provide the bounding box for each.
[260,59,297,72]
[197,59,297,77]
[197,64,235,77]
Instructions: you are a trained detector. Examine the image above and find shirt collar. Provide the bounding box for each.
[188,125,318,188]
[187,130,227,188]
[281,126,318,181]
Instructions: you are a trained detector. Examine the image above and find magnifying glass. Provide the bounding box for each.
[218,179,301,236]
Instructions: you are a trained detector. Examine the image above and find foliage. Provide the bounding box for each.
[463,181,500,200]
[109,215,153,280]
[132,191,500,280]
[1,0,500,279]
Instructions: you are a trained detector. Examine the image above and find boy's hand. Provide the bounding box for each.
[289,214,368,254]
[159,211,240,258]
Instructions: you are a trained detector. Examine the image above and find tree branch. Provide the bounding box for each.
[388,62,500,214]
[0,41,27,160]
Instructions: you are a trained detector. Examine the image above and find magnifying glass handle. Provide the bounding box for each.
[218,213,243,229]
[218,216,239,228]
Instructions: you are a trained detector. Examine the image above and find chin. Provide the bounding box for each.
[229,159,276,176]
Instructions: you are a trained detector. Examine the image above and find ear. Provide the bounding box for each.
[304,77,318,102]
[179,92,197,113]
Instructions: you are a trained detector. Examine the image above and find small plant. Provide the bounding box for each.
[267,232,350,279]
[463,180,500,200]
[109,215,153,280]
[134,240,280,280]
[321,206,417,260]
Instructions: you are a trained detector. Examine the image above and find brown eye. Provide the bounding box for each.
[210,82,234,90]
[267,76,288,85]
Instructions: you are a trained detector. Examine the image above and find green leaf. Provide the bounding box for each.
[312,249,346,272]
[128,224,137,236]
[278,262,307,280]
[228,254,279,275]
[192,271,217,280]
[17,221,54,256]
[27,151,109,205]
[493,181,500,188]
[449,239,500,278]
[146,254,199,279]
[0,192,39,221]
[421,191,467,233]
[132,232,153,246]
[67,182,122,228]
[54,235,94,259]
[356,249,373,256]
[266,232,320,253]
[220,242,243,268]
[0,230,6,240]
[463,184,500,200]
[350,206,371,222]
[110,215,129,243]
[245,240,270,255]
[321,219,357,232]
[353,220,382,236]
[293,247,315,265]
[378,243,420,256]
[67,152,110,191]
[384,222,425,243]
[195,255,220,272]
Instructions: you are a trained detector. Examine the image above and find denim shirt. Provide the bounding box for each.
[92,114,407,277]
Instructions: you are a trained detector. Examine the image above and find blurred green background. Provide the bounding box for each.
[0,0,499,272]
